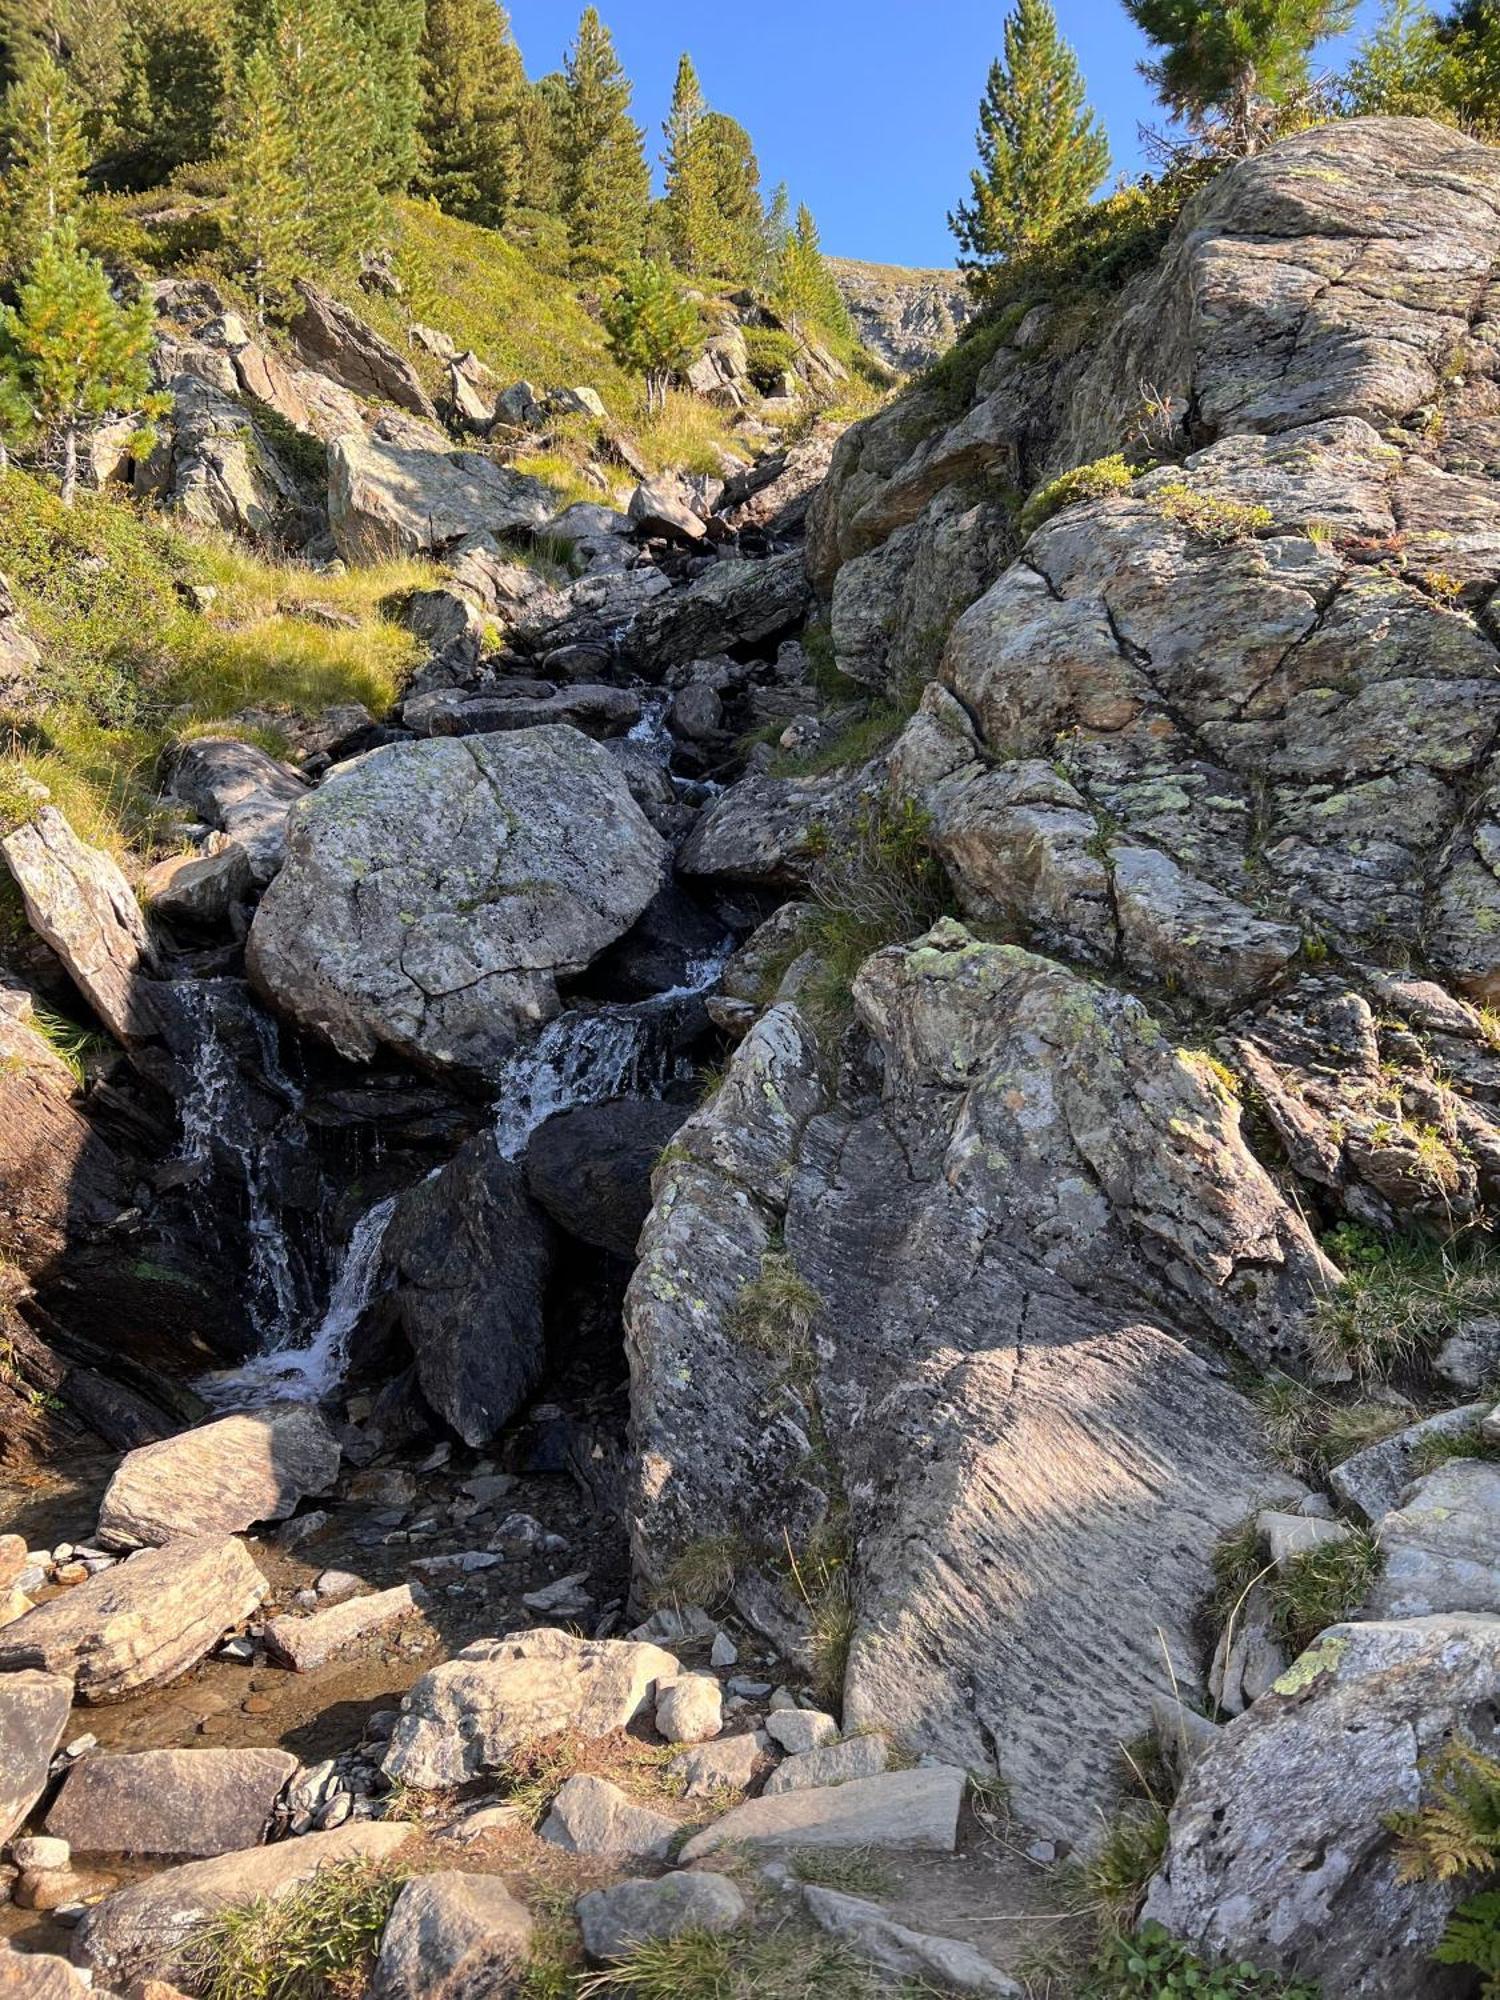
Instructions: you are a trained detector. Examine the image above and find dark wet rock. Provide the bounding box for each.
[526,1099,687,1256]
[401,684,641,740]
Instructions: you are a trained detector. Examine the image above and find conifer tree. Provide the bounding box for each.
[510,71,567,221]
[105,0,233,191]
[0,49,86,274]
[221,42,298,307]
[1124,0,1355,150]
[219,0,383,296]
[773,203,849,339]
[413,0,526,225]
[603,259,700,411]
[0,219,156,503]
[346,0,423,191]
[950,0,1108,273]
[660,52,713,273]
[1435,0,1500,131]
[560,7,649,275]
[1341,0,1451,115]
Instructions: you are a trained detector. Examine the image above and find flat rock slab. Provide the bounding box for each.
[46,1747,296,1857]
[166,738,308,887]
[538,1774,677,1859]
[0,1537,266,1701]
[1329,1405,1488,1521]
[0,1953,100,1998]
[383,1628,679,1790]
[764,1733,889,1795]
[803,1885,1021,1996]
[0,1671,73,1844]
[96,1406,340,1550]
[328,430,552,564]
[1366,1460,1500,1618]
[71,1821,413,1991]
[679,1766,966,1861]
[246,728,666,1077]
[577,1871,748,1963]
[368,1870,532,2000]
[264,1584,421,1672]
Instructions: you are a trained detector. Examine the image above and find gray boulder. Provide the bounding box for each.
[96,1405,340,1549]
[246,729,665,1075]
[289,283,437,421]
[142,376,303,544]
[802,1886,1020,1996]
[369,1871,532,2000]
[0,1671,73,1844]
[45,1747,297,1856]
[327,430,552,564]
[1144,1614,1500,1999]
[1366,1459,1500,1618]
[576,1872,747,1962]
[538,1774,677,1859]
[383,1132,553,1445]
[524,1099,687,1256]
[1329,1404,1489,1521]
[679,1765,965,1860]
[763,1732,889,1794]
[166,736,309,886]
[624,552,811,671]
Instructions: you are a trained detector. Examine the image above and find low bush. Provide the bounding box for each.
[801,798,953,1033]
[1150,482,1273,544]
[1087,1922,1320,1998]
[727,1249,822,1367]
[1211,1516,1383,1660]
[181,1858,407,2000]
[1312,1223,1500,1380]
[1019,453,1136,537]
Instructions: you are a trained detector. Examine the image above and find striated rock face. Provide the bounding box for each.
[46,1747,297,1857]
[627,931,1313,1841]
[96,1406,340,1549]
[828,259,975,373]
[246,728,665,1075]
[0,1671,73,1845]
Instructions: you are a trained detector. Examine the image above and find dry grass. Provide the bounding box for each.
[496,1728,688,1828]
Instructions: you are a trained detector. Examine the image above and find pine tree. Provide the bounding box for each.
[1436,0,1500,133]
[413,0,526,226]
[0,219,156,503]
[660,51,714,274]
[220,0,383,293]
[949,0,1109,272]
[773,202,849,340]
[105,0,233,191]
[560,6,649,276]
[510,71,566,220]
[603,259,700,411]
[1342,0,1452,115]
[221,42,298,307]
[346,0,423,192]
[695,112,765,279]
[1125,0,1356,150]
[0,49,87,274]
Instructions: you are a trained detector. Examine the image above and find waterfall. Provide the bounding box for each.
[172,980,307,1348]
[201,1192,398,1409]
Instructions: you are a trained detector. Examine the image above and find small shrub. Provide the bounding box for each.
[1151,481,1273,544]
[181,1858,407,2000]
[1087,1921,1320,1998]
[1019,453,1135,536]
[1084,1802,1170,1923]
[770,705,907,778]
[802,798,952,1034]
[1389,1738,1500,1884]
[783,1521,857,1710]
[1435,1889,1500,1995]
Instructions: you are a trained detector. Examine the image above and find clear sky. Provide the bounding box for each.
[503,0,1388,268]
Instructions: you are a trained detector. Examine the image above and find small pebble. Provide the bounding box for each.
[63,1735,97,1759]
[710,1632,738,1668]
[242,1694,273,1716]
[13,1837,69,1872]
[728,1678,773,1698]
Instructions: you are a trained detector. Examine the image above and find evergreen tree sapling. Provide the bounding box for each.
[0,48,86,273]
[660,51,713,274]
[1125,0,1357,150]
[560,6,649,275]
[221,42,298,308]
[603,259,700,412]
[773,203,850,341]
[950,0,1109,274]
[0,220,158,503]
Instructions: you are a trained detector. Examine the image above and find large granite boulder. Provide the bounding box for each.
[382,1132,553,1445]
[627,924,1318,1842]
[96,1406,340,1549]
[0,1535,266,1700]
[288,282,438,422]
[140,376,303,544]
[369,1871,533,2000]
[327,430,553,563]
[246,729,666,1076]
[524,1098,687,1256]
[1144,1615,1500,1999]
[624,552,811,672]
[382,1628,679,1789]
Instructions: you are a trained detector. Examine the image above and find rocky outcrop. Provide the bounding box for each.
[624,552,811,671]
[289,283,438,422]
[628,927,1319,1840]
[1144,1615,1500,1998]
[828,259,975,373]
[246,729,666,1076]
[166,738,309,887]
[327,430,552,563]
[0,1535,266,1699]
[95,1405,340,1549]
[139,376,304,545]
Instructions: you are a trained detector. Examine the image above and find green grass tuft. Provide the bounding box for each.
[180,1858,408,2000]
[575,1923,889,2000]
[1312,1224,1500,1381]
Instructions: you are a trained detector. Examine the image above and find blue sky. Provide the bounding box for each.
[504,0,1388,267]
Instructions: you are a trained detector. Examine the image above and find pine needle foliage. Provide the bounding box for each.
[0,47,86,273]
[602,260,700,412]
[1124,0,1357,152]
[950,0,1110,275]
[560,6,649,276]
